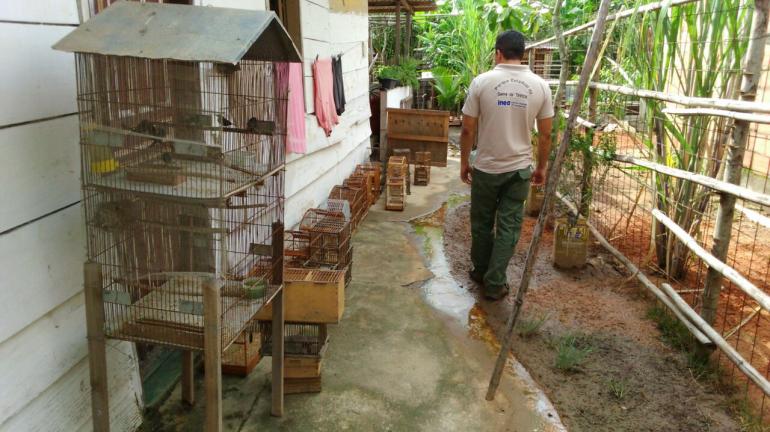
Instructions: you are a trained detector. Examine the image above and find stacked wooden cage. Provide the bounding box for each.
[386,156,409,211]
[299,208,353,285]
[328,185,366,232]
[414,151,432,186]
[53,2,302,429]
[260,321,328,394]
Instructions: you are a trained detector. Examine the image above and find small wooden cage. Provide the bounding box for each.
[328,185,366,232]
[299,208,352,269]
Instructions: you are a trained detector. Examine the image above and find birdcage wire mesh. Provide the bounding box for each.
[77,54,289,352]
[259,322,328,357]
[299,208,352,269]
[328,185,366,232]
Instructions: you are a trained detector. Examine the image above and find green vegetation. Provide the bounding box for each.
[553,332,594,372]
[377,58,421,90]
[515,314,549,338]
[607,378,628,400]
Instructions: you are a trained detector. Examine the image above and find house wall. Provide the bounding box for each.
[0,1,145,431]
[0,0,369,430]
[285,0,372,227]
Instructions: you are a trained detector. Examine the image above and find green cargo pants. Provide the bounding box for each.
[470,167,531,295]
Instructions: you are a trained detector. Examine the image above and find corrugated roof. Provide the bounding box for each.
[52,1,301,64]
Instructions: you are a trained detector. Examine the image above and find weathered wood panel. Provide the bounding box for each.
[0,206,84,344]
[0,116,80,232]
[0,338,142,432]
[300,0,329,42]
[0,23,77,126]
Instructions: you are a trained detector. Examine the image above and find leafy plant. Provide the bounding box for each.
[554,333,593,372]
[377,58,420,90]
[431,67,462,113]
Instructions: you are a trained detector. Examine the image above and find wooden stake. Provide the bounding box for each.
[84,261,110,432]
[182,350,195,405]
[271,222,285,417]
[203,278,222,432]
[394,2,402,65]
[701,0,770,327]
[485,0,614,401]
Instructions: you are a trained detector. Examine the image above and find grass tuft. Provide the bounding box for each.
[515,314,548,338]
[554,333,594,372]
[646,306,695,352]
[607,378,628,401]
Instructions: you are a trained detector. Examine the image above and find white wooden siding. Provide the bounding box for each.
[0,116,80,232]
[0,24,77,126]
[0,1,80,24]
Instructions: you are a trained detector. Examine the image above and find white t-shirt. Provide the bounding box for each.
[462,64,554,174]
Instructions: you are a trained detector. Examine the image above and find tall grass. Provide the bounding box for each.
[608,0,751,277]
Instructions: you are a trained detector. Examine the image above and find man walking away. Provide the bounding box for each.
[460,30,554,300]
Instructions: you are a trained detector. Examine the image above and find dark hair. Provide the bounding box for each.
[495,30,526,60]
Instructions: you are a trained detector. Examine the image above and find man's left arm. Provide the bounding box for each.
[460,115,478,185]
[533,117,552,185]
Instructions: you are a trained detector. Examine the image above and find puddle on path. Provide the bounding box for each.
[416,225,476,323]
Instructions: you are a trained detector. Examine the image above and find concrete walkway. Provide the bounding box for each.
[148,158,564,432]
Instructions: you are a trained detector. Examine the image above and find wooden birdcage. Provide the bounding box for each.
[222,324,261,377]
[386,156,408,211]
[329,185,366,232]
[356,163,382,204]
[259,321,327,394]
[299,209,352,268]
[53,2,301,429]
[344,172,374,208]
[414,151,431,186]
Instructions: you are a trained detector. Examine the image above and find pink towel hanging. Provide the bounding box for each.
[286,62,306,154]
[312,57,339,136]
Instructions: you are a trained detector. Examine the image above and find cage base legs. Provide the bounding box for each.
[182,350,195,405]
[203,278,222,432]
[84,261,110,432]
[271,289,285,417]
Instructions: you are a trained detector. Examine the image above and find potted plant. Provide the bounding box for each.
[377,66,401,90]
[553,130,616,269]
[432,66,461,117]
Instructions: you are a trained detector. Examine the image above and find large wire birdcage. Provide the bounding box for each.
[54,1,301,353]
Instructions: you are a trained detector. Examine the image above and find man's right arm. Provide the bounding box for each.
[460,115,478,185]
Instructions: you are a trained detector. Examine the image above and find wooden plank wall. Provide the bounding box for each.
[0,1,144,431]
[0,0,370,429]
[285,0,372,226]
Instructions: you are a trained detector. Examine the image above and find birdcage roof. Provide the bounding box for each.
[52,1,301,64]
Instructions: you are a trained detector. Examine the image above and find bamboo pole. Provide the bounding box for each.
[663,108,770,125]
[545,81,770,114]
[653,209,770,315]
[701,0,770,327]
[528,0,700,50]
[613,153,770,208]
[555,193,711,344]
[660,283,770,396]
[485,0,614,401]
[394,2,401,65]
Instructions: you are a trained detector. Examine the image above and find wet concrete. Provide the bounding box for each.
[147,157,564,432]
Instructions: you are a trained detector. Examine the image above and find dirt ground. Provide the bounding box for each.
[442,201,745,432]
